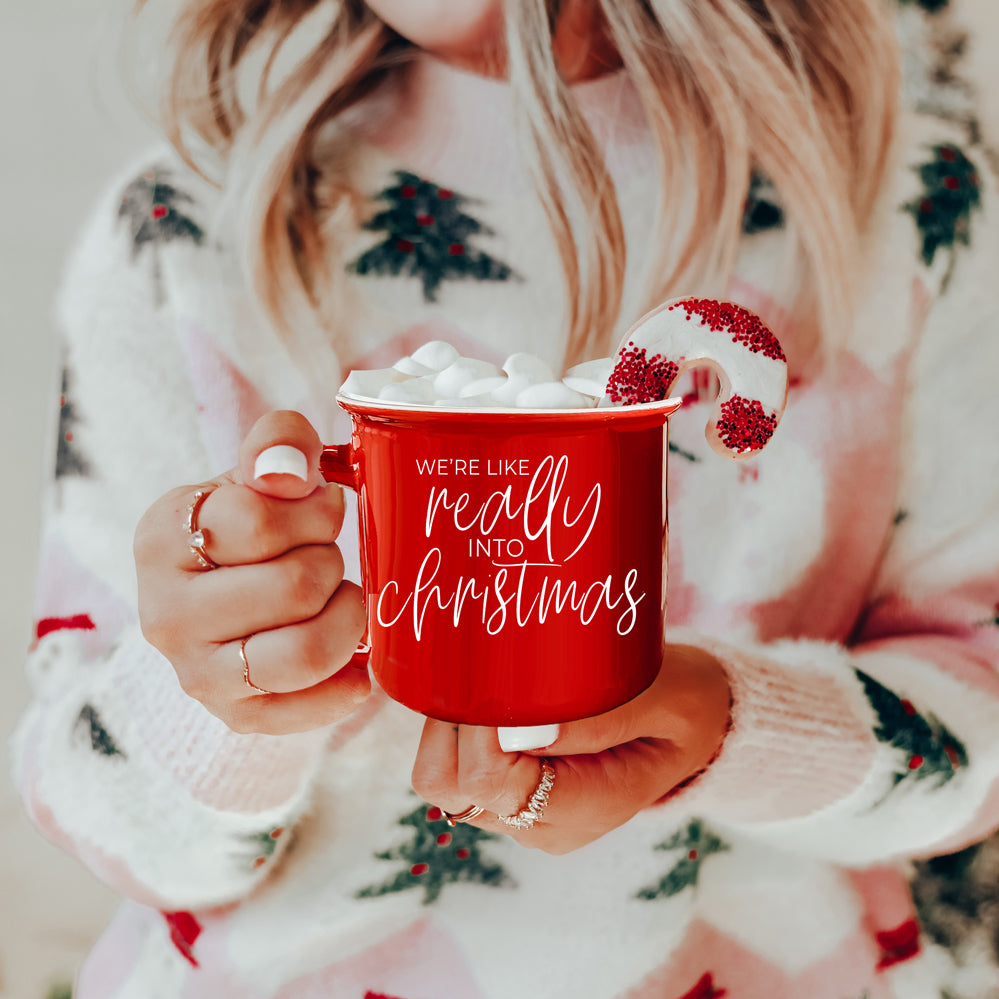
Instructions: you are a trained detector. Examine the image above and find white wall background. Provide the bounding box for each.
[0,3,155,997]
[1,2,998,997]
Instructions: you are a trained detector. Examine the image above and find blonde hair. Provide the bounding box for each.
[139,0,900,368]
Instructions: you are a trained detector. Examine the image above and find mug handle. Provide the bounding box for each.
[319,445,372,668]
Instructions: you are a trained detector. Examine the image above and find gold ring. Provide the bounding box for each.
[240,636,271,695]
[442,804,486,827]
[498,759,555,831]
[185,488,218,570]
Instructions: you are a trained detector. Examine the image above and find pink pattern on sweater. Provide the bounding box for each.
[272,917,485,999]
[177,320,270,471]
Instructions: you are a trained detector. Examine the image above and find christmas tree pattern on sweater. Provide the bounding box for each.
[350,171,515,301]
[855,668,967,797]
[73,704,125,758]
[357,801,513,905]
[637,819,730,901]
[55,366,90,480]
[903,142,981,285]
[118,167,205,302]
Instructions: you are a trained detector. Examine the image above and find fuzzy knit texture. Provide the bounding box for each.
[12,5,999,998]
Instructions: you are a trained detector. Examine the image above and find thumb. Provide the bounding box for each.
[238,410,325,499]
[520,695,649,757]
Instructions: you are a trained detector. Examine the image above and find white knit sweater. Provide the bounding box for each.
[12,14,999,998]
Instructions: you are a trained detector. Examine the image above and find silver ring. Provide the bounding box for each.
[498,759,555,831]
[240,636,271,695]
[442,804,486,827]
[185,488,218,570]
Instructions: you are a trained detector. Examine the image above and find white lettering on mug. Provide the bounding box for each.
[415,458,531,476]
[376,454,649,640]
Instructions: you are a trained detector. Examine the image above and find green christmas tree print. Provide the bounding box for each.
[357,801,513,905]
[637,819,730,901]
[74,704,125,758]
[855,669,967,796]
[223,825,288,872]
[56,367,90,480]
[118,168,204,258]
[903,143,981,285]
[244,826,286,870]
[350,171,515,301]
[118,168,204,302]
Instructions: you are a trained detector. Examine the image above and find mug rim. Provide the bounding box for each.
[335,393,683,421]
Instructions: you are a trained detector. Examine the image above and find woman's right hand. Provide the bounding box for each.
[134,411,370,735]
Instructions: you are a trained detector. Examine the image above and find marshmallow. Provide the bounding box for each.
[433,358,504,398]
[342,345,610,412]
[378,378,437,404]
[563,358,614,398]
[340,367,402,399]
[489,376,533,407]
[436,393,492,408]
[410,340,460,372]
[503,352,555,384]
[459,376,509,398]
[514,381,592,409]
[393,356,434,377]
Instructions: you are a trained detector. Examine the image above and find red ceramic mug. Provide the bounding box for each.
[320,396,682,727]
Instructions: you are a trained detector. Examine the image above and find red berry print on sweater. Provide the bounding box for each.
[677,972,727,999]
[162,911,202,968]
[875,918,921,969]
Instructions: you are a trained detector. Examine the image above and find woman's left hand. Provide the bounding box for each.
[411,643,732,854]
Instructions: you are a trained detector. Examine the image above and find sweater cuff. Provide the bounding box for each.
[112,626,329,813]
[664,629,878,825]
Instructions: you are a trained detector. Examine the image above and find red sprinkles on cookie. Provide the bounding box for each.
[606,343,680,405]
[716,395,778,453]
[671,299,786,362]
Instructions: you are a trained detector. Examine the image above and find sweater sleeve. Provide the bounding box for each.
[661,140,999,866]
[9,154,334,910]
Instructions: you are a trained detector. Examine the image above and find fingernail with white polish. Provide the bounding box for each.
[498,724,560,753]
[254,445,309,481]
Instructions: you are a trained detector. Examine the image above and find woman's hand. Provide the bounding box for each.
[135,411,369,735]
[411,644,731,853]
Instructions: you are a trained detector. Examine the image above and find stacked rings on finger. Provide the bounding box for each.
[498,759,556,831]
[185,488,218,570]
[442,805,486,827]
[240,635,271,695]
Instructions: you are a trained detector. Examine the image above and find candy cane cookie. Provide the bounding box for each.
[603,297,789,460]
